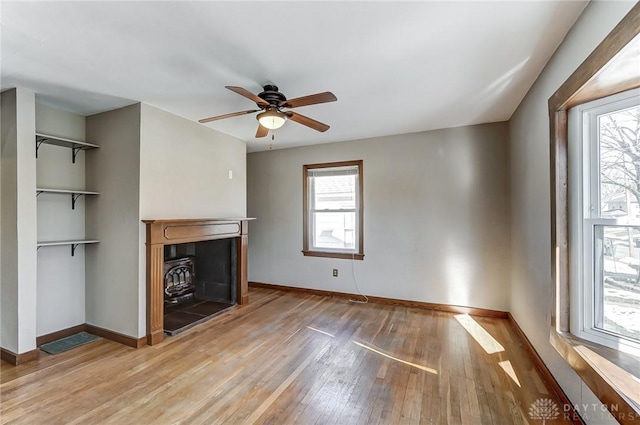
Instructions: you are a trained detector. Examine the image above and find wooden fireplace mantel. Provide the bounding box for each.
[143,218,254,345]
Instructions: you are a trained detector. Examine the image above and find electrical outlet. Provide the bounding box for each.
[332,269,338,277]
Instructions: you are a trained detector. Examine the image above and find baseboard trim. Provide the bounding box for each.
[507,314,585,425]
[85,324,147,349]
[3,324,146,367]
[1,348,40,365]
[36,324,87,346]
[249,281,508,319]
[37,323,146,349]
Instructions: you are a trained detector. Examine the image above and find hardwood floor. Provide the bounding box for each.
[1,287,574,424]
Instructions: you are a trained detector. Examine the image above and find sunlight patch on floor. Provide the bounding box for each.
[454,314,505,354]
[306,326,335,338]
[353,340,437,374]
[498,360,521,387]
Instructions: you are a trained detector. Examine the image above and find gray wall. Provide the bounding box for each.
[1,88,37,354]
[35,103,87,336]
[84,103,247,339]
[509,1,636,422]
[139,104,246,219]
[86,104,142,338]
[248,123,510,311]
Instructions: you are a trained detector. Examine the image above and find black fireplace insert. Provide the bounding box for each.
[162,238,237,335]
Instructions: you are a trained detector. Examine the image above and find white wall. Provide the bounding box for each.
[85,104,142,338]
[35,103,87,336]
[248,123,510,311]
[1,88,37,354]
[509,1,636,423]
[139,103,247,219]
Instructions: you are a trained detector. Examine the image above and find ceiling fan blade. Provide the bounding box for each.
[226,86,269,107]
[255,124,269,138]
[280,92,337,109]
[285,112,330,132]
[199,109,259,124]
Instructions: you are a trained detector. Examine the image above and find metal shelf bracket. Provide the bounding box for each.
[35,138,47,158]
[71,193,83,210]
[72,146,83,164]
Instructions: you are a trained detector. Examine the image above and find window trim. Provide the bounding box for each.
[549,3,640,422]
[302,160,364,260]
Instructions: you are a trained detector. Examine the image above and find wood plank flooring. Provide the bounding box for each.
[1,287,574,424]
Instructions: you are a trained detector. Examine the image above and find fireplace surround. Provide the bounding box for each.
[144,218,253,345]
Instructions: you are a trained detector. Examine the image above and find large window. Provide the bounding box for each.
[569,88,640,356]
[303,160,363,260]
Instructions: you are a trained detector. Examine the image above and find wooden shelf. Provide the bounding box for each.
[35,133,99,163]
[36,188,100,195]
[37,239,100,247]
[37,188,100,209]
[37,239,99,256]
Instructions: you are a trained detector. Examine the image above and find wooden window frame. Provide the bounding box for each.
[302,160,364,260]
[549,4,640,423]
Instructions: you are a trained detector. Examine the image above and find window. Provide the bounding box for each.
[569,88,640,356]
[303,160,363,260]
[550,9,639,419]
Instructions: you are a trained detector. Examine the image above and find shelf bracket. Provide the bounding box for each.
[35,138,48,158]
[71,244,79,256]
[72,146,83,164]
[71,193,83,210]
[36,190,43,197]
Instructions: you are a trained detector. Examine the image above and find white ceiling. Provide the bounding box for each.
[1,1,587,152]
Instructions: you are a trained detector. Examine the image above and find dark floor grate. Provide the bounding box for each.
[40,332,100,355]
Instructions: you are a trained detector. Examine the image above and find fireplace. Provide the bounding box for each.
[144,218,253,345]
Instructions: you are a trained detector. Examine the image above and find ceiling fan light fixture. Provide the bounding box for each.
[257,109,287,130]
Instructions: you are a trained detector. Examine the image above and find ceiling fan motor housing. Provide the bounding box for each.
[258,85,287,107]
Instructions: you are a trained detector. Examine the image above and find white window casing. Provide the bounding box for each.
[568,88,640,357]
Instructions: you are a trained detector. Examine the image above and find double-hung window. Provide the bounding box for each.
[303,160,364,260]
[569,88,640,356]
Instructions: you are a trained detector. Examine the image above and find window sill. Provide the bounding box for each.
[302,250,364,260]
[550,330,640,424]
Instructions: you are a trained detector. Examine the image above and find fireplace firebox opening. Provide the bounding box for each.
[162,238,237,335]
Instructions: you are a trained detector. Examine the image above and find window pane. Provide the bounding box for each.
[312,212,356,250]
[313,174,356,210]
[595,225,640,342]
[599,106,640,218]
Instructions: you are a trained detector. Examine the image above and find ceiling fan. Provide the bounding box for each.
[199,85,337,138]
